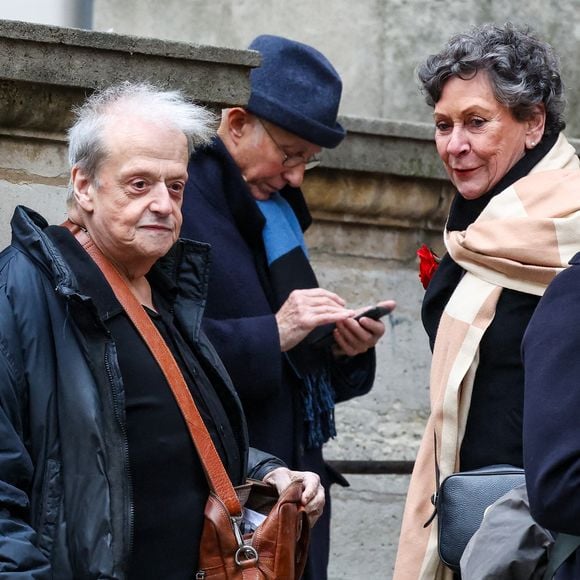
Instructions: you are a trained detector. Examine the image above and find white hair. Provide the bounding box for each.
[67,82,216,203]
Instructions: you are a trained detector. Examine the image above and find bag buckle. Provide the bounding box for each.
[235,544,259,565]
[231,516,259,566]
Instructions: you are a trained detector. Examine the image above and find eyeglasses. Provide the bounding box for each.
[257,118,321,171]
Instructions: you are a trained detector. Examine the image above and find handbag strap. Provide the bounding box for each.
[543,533,580,580]
[62,220,242,516]
[423,430,440,528]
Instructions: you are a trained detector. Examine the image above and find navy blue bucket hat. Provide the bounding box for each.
[246,35,346,149]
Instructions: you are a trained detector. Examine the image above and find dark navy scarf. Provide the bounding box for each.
[257,193,336,449]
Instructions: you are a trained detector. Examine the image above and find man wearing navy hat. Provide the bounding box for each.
[181,35,392,578]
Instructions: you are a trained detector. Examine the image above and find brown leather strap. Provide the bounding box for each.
[62,219,242,516]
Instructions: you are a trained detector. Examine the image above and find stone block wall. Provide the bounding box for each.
[10,10,580,576]
[93,0,580,135]
[300,118,451,576]
[0,18,260,244]
[0,19,455,579]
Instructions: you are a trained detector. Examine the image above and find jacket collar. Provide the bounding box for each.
[10,205,212,340]
[200,137,313,239]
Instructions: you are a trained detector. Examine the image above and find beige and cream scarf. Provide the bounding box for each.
[394,134,580,580]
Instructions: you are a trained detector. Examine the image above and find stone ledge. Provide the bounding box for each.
[326,117,580,181]
[0,19,260,132]
[323,116,448,181]
[2,22,577,233]
[0,19,260,66]
[303,168,454,232]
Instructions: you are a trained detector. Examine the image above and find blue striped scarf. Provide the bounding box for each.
[257,193,336,449]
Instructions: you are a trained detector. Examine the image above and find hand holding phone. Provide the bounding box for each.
[305,303,394,349]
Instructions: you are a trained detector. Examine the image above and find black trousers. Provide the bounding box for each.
[300,447,334,580]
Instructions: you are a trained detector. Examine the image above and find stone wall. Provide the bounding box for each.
[4,7,579,576]
[93,0,580,135]
[304,119,450,577]
[2,0,92,29]
[0,20,455,578]
[85,6,580,572]
[0,18,260,246]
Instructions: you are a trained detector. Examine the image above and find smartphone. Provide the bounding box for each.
[353,304,394,322]
[305,304,394,349]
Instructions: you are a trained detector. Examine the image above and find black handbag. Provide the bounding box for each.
[459,482,580,580]
[436,464,525,572]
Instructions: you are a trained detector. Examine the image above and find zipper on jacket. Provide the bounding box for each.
[105,345,135,566]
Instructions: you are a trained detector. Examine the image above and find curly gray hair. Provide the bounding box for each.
[417,23,565,136]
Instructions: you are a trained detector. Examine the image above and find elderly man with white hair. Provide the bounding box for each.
[0,82,323,579]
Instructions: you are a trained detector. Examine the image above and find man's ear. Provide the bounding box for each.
[70,165,96,212]
[222,107,253,144]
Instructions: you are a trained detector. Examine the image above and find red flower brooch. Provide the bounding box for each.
[417,244,440,289]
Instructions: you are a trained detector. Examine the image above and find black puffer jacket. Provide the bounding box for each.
[0,206,283,579]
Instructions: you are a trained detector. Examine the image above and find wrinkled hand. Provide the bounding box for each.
[275,288,354,352]
[262,467,325,527]
[332,300,396,357]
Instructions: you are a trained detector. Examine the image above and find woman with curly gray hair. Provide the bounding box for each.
[395,23,580,580]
